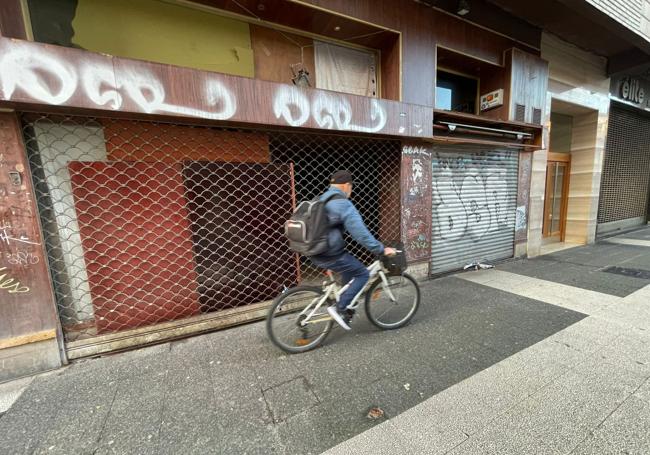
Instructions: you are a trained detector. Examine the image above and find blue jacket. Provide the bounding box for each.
[315,187,385,258]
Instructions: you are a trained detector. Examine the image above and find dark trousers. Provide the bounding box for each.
[310,253,370,311]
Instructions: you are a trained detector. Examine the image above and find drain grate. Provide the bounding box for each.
[602,266,650,280]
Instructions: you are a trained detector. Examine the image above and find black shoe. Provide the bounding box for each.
[343,309,355,325]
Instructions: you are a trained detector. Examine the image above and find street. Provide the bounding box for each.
[1,226,650,454]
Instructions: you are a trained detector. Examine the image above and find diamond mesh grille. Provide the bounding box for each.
[597,104,650,224]
[22,114,401,347]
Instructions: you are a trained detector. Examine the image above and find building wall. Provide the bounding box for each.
[527,33,610,256]
[302,0,540,107]
[587,0,650,40]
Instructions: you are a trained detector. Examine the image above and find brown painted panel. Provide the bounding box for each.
[182,162,297,311]
[250,24,316,87]
[103,120,270,163]
[0,37,432,138]
[478,65,508,121]
[401,142,433,261]
[380,35,401,101]
[0,0,27,39]
[0,113,58,340]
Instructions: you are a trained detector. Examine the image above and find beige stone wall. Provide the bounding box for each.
[527,34,611,257]
[586,0,650,41]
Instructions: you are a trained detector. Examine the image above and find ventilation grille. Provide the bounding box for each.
[515,104,526,122]
[532,108,542,125]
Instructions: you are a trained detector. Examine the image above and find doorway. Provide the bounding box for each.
[543,153,571,241]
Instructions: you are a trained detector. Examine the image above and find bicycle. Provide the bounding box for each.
[266,252,421,353]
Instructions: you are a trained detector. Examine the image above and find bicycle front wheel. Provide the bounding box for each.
[364,273,420,330]
[266,286,333,354]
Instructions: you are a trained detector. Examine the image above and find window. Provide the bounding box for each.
[435,70,478,114]
[314,41,378,97]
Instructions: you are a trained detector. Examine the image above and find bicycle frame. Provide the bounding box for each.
[297,259,398,326]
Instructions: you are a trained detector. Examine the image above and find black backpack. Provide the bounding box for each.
[284,193,344,256]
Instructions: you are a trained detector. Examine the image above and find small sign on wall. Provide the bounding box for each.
[480,89,504,112]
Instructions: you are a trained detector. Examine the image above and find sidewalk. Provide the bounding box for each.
[1,227,649,454]
[327,226,650,454]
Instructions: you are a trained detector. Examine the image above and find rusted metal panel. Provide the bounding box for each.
[0,112,58,341]
[0,37,433,138]
[401,142,433,262]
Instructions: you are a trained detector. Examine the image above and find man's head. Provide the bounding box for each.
[330,170,353,198]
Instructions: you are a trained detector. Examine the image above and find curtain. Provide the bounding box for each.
[314,41,377,97]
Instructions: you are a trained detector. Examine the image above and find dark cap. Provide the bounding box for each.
[330,170,353,184]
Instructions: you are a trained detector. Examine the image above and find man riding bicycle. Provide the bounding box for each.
[309,170,396,331]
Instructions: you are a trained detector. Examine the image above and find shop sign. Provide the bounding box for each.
[612,75,650,109]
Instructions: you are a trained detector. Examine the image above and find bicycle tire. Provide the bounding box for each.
[266,286,333,353]
[364,273,420,330]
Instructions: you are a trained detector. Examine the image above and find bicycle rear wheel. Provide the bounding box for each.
[364,273,420,330]
[266,286,333,353]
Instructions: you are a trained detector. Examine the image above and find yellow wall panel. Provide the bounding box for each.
[72,0,254,77]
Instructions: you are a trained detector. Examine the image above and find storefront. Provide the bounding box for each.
[20,112,404,359]
[0,0,548,378]
[597,75,650,235]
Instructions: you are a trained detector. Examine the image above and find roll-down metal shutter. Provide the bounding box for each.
[597,104,650,232]
[430,146,519,274]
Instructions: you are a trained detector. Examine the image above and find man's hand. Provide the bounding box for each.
[384,247,397,256]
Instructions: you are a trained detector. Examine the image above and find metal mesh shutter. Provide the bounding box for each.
[22,114,401,354]
[430,146,519,274]
[597,104,650,224]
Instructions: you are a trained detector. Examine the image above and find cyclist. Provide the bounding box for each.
[310,170,396,330]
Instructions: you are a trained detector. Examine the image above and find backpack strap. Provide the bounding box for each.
[321,192,346,204]
[320,192,346,232]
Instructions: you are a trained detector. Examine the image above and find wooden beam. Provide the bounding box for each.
[0,330,57,350]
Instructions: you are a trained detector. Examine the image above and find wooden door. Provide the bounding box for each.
[543,153,571,240]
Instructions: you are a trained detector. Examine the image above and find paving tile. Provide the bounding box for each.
[570,395,650,455]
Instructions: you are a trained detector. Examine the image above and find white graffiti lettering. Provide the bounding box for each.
[273,86,387,133]
[273,85,311,127]
[0,229,41,246]
[515,205,527,231]
[6,251,40,266]
[0,49,77,104]
[0,267,30,294]
[432,152,514,244]
[403,146,430,157]
[0,48,237,120]
[82,64,123,109]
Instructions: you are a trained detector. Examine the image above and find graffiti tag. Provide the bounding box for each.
[0,47,237,121]
[0,229,41,246]
[273,85,387,133]
[6,251,40,266]
[432,151,515,244]
[0,266,30,294]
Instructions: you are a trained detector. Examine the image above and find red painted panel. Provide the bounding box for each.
[68,161,201,333]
